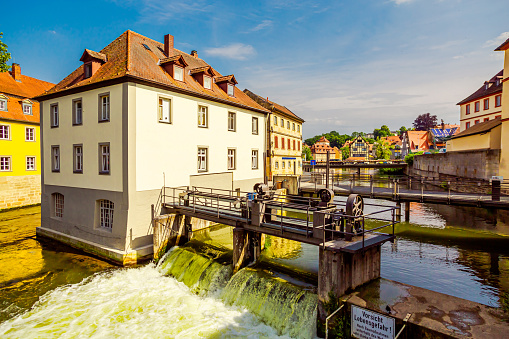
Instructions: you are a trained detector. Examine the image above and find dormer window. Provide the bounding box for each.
[160,55,188,81]
[80,49,107,79]
[215,74,238,97]
[204,76,212,89]
[227,84,234,96]
[0,94,8,111]
[22,100,33,115]
[174,65,184,82]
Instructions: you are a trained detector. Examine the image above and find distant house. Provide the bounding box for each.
[243,89,304,179]
[429,124,459,149]
[347,136,370,160]
[381,135,402,159]
[0,63,54,210]
[401,131,431,157]
[457,70,503,132]
[310,136,337,161]
[34,31,269,265]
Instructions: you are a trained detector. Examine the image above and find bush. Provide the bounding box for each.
[404,151,423,165]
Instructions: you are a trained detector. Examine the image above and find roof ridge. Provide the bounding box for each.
[126,30,131,74]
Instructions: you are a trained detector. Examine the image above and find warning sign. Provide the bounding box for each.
[351,305,395,339]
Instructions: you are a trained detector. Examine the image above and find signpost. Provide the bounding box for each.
[310,160,316,166]
[351,305,395,339]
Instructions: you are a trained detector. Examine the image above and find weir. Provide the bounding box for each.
[154,184,398,323]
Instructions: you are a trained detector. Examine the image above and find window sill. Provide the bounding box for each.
[51,125,59,128]
[74,170,83,174]
[26,169,36,171]
[158,120,172,124]
[198,125,208,128]
[99,171,110,175]
[198,170,208,173]
[228,129,236,132]
[25,140,36,142]
[72,123,83,126]
[52,170,60,173]
[97,226,113,233]
[98,119,110,123]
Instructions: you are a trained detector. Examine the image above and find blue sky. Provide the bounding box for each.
[3,0,509,138]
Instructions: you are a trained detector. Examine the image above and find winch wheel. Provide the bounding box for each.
[318,188,335,203]
[253,183,268,195]
[346,194,364,217]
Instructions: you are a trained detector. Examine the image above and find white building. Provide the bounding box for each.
[35,31,269,264]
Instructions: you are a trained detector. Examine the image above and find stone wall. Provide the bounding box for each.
[413,149,500,180]
[0,175,41,210]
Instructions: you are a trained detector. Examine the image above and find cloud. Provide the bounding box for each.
[389,0,414,4]
[204,43,256,60]
[484,32,509,48]
[115,0,212,23]
[245,20,273,33]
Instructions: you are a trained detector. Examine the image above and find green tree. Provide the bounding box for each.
[398,126,408,136]
[374,138,393,160]
[341,145,350,160]
[413,113,437,131]
[373,125,392,140]
[0,33,11,72]
[302,146,313,161]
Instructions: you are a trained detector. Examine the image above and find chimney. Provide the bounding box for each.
[191,50,198,58]
[164,34,174,57]
[12,63,21,81]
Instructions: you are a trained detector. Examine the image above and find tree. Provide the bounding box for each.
[398,126,407,136]
[302,146,313,161]
[413,113,437,131]
[373,125,392,140]
[0,32,11,72]
[374,138,393,160]
[341,145,350,160]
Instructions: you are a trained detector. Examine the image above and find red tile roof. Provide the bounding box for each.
[495,37,509,51]
[452,117,501,139]
[243,89,304,122]
[406,131,430,151]
[382,135,401,145]
[80,49,107,63]
[37,30,268,114]
[457,70,503,105]
[0,69,54,124]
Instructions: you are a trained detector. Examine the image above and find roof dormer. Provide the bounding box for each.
[215,75,238,96]
[160,55,188,82]
[189,66,216,90]
[80,49,107,79]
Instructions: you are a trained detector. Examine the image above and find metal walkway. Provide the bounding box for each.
[161,186,397,253]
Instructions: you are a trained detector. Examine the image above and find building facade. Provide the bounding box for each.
[457,71,503,132]
[310,136,337,162]
[35,31,268,264]
[0,64,54,210]
[347,136,370,161]
[243,89,304,179]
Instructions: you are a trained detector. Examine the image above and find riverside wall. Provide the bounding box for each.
[0,175,41,210]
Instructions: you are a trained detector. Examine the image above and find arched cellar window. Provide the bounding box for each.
[52,193,64,218]
[99,200,114,229]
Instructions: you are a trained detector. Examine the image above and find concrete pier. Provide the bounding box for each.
[233,227,261,273]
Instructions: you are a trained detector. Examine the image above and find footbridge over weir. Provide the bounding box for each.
[154,185,398,305]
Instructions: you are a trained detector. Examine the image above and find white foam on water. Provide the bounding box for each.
[0,264,291,339]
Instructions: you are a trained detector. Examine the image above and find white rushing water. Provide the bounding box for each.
[0,264,292,339]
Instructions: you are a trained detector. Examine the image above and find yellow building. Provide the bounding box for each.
[0,64,54,210]
[310,136,337,162]
[244,89,304,179]
[457,70,503,131]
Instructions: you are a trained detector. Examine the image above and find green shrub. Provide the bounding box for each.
[404,151,424,165]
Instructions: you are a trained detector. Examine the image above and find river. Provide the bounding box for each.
[1,190,509,337]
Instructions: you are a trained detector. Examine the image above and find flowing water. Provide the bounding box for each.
[1,181,509,337]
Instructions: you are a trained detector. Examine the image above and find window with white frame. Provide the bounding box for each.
[0,97,7,111]
[228,112,236,131]
[23,102,32,115]
[74,145,83,173]
[0,125,9,140]
[227,148,236,170]
[203,76,212,89]
[0,156,11,171]
[174,65,184,82]
[51,146,60,172]
[25,127,35,141]
[252,117,258,135]
[287,121,290,129]
[292,123,295,131]
[84,63,92,78]
[297,125,300,132]
[251,150,258,169]
[99,200,114,229]
[50,104,59,127]
[227,84,234,96]
[158,97,171,123]
[288,161,291,169]
[280,118,284,127]
[273,116,277,125]
[99,143,110,174]
[53,193,64,218]
[73,99,82,125]
[26,156,36,171]
[282,161,285,169]
[198,147,207,171]
[198,106,208,127]
[275,161,279,169]
[99,94,110,122]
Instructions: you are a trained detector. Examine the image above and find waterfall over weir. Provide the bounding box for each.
[159,246,318,338]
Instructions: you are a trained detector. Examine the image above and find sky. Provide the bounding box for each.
[2,0,509,138]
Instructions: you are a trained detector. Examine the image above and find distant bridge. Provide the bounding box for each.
[303,160,407,171]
